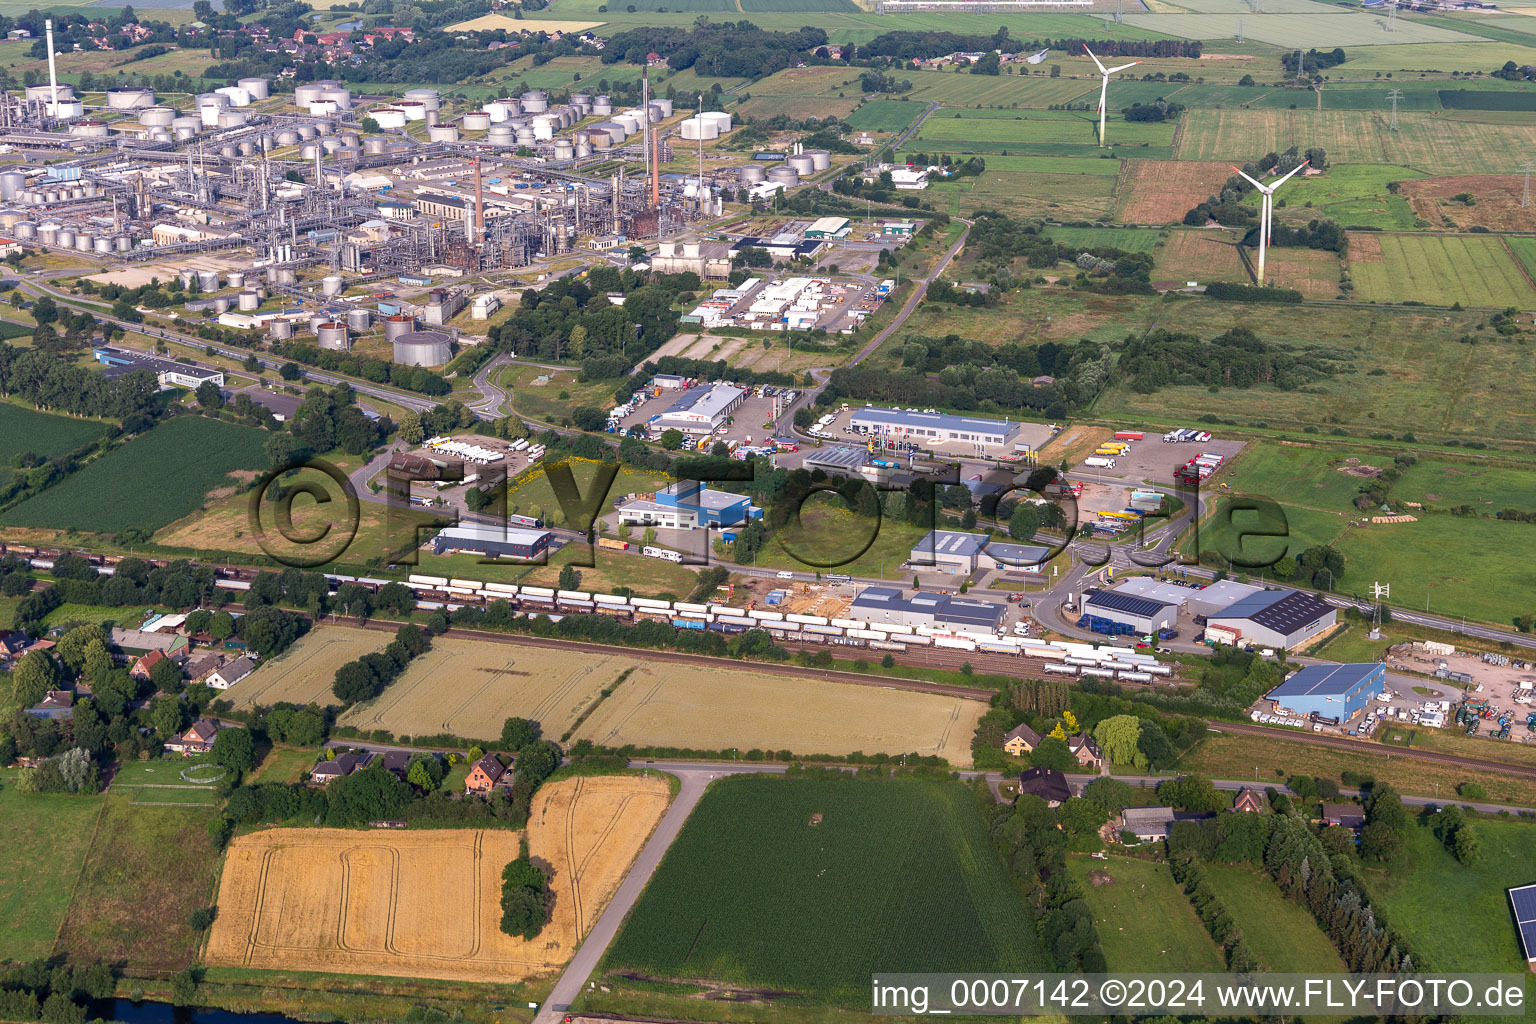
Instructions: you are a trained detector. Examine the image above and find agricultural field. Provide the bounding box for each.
[902,71,1096,109]
[1393,457,1536,510]
[573,653,985,763]
[1047,226,1164,252]
[0,776,104,962]
[2,417,268,534]
[1117,10,1479,46]
[928,164,1117,219]
[0,402,108,465]
[1401,175,1536,231]
[337,634,631,742]
[54,793,222,970]
[1337,40,1536,72]
[205,776,671,983]
[845,100,924,133]
[1150,228,1248,282]
[915,108,1176,156]
[1066,856,1225,972]
[1263,247,1342,298]
[1116,160,1235,223]
[1193,496,1347,568]
[1346,232,1536,307]
[1264,164,1425,232]
[734,66,864,122]
[1223,443,1402,511]
[1202,864,1347,973]
[221,627,386,711]
[597,776,1046,1010]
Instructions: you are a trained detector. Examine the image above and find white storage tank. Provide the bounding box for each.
[138,106,175,127]
[198,270,220,291]
[371,108,407,129]
[396,100,426,121]
[515,127,535,146]
[346,308,371,331]
[26,83,73,103]
[383,313,416,340]
[488,125,515,147]
[520,90,547,113]
[404,88,440,112]
[227,270,246,289]
[73,232,92,252]
[106,87,155,109]
[804,148,831,171]
[239,77,271,100]
[593,95,612,115]
[320,86,352,110]
[93,236,112,253]
[612,112,640,135]
[215,86,252,107]
[269,319,293,340]
[321,138,341,154]
[298,143,321,161]
[293,83,325,106]
[172,114,201,131]
[70,119,109,138]
[363,137,386,154]
[484,99,512,122]
[392,330,452,367]
[427,124,458,142]
[13,222,36,241]
[218,110,248,128]
[220,144,239,158]
[321,275,344,297]
[56,229,74,249]
[307,101,338,117]
[767,166,799,187]
[461,111,491,131]
[276,129,299,146]
[786,153,815,175]
[652,97,673,118]
[0,172,24,201]
[574,141,592,159]
[296,124,317,140]
[553,139,574,160]
[739,164,767,185]
[532,115,556,140]
[238,291,261,311]
[37,223,59,245]
[341,131,361,147]
[701,111,733,132]
[679,117,718,141]
[317,322,349,350]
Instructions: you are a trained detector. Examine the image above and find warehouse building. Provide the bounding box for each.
[652,239,732,279]
[1081,589,1178,635]
[614,480,760,530]
[851,586,1005,633]
[849,407,1023,448]
[429,524,551,561]
[1265,662,1386,721]
[803,216,850,240]
[648,383,746,436]
[909,529,1050,574]
[1205,588,1336,650]
[92,346,224,390]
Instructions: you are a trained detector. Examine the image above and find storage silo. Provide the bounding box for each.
[593,95,612,115]
[269,319,293,340]
[404,88,440,112]
[198,270,220,291]
[520,90,547,113]
[488,125,515,147]
[317,322,349,350]
[392,330,452,367]
[462,111,491,131]
[767,166,799,187]
[739,164,767,185]
[321,275,344,297]
[0,171,25,201]
[238,291,261,311]
[346,308,371,331]
[427,124,458,142]
[383,313,417,341]
[115,234,132,253]
[786,153,815,175]
[239,77,271,100]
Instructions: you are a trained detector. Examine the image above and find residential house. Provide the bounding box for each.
[1068,733,1103,770]
[26,690,74,721]
[1233,787,1267,814]
[379,750,413,777]
[130,649,169,681]
[1321,802,1366,830]
[165,718,223,756]
[207,655,256,690]
[1001,722,1042,757]
[1017,766,1072,807]
[184,652,225,685]
[465,753,510,794]
[1120,806,1218,841]
[311,751,371,783]
[0,629,28,660]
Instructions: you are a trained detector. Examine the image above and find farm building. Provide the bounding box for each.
[92,346,224,391]
[850,586,1006,633]
[1017,767,1071,807]
[165,718,225,756]
[648,383,746,436]
[1205,588,1336,649]
[1002,723,1042,756]
[1320,803,1366,830]
[803,216,850,240]
[207,655,257,690]
[1233,787,1266,813]
[909,529,1051,574]
[1508,885,1536,964]
[1081,589,1178,635]
[849,407,1023,448]
[108,627,185,653]
[429,523,552,560]
[1121,806,1215,841]
[614,480,761,530]
[1265,663,1386,721]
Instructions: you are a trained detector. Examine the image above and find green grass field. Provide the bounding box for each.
[1118,9,1480,45]
[1195,497,1347,569]
[1222,443,1401,511]
[845,100,924,132]
[600,776,1046,1006]
[929,166,1119,219]
[0,774,104,961]
[0,402,108,465]
[1348,233,1536,307]
[1263,164,1426,231]
[1202,863,1348,973]
[110,757,224,807]
[1393,457,1536,510]
[2,416,268,534]
[1047,226,1165,253]
[749,495,930,580]
[1066,855,1226,972]
[916,108,1177,154]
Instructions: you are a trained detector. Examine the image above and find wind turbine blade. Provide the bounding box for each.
[1082,44,1107,73]
[1107,61,1141,74]
[1230,166,1266,191]
[1271,158,1310,187]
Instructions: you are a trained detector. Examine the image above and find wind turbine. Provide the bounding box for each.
[1083,44,1141,148]
[1230,159,1309,285]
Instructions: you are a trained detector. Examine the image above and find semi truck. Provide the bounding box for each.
[1083,456,1116,468]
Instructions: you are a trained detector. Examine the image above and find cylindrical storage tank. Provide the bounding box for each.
[461,111,491,131]
[587,129,611,150]
[363,137,386,155]
[515,128,535,147]
[484,99,511,122]
[74,232,93,252]
[198,270,220,291]
[504,98,522,117]
[553,139,574,160]
[593,95,612,115]
[321,275,344,297]
[37,223,59,245]
[679,117,718,141]
[220,144,238,158]
[237,291,260,311]
[392,330,452,367]
[269,318,293,340]
[340,131,360,147]
[13,222,36,241]
[315,120,334,137]
[239,140,255,156]
[215,86,252,107]
[0,209,20,227]
[520,90,547,113]
[179,269,197,289]
[239,77,270,100]
[114,235,131,252]
[197,105,221,127]
[42,191,58,204]
[138,106,175,127]
[293,84,324,106]
[149,128,172,143]
[532,115,556,140]
[612,112,639,135]
[296,123,316,140]
[298,143,320,161]
[106,87,155,109]
[276,129,299,146]
[427,124,458,143]
[196,91,229,109]
[396,100,426,121]
[346,308,371,331]
[228,271,246,289]
[320,87,351,110]
[308,314,327,335]
[404,88,440,112]
[652,97,673,118]
[317,322,349,350]
[307,101,338,117]
[0,172,21,201]
[383,313,416,341]
[321,138,341,154]
[26,84,73,103]
[786,153,815,175]
[488,125,515,147]
[371,108,407,129]
[212,298,231,315]
[739,164,767,185]
[767,166,799,187]
[804,148,831,171]
[56,229,74,249]
[425,110,439,126]
[702,111,732,132]
[93,236,111,253]
[574,141,592,159]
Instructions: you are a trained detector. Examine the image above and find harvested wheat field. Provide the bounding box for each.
[1263,247,1342,300]
[337,636,630,741]
[573,661,985,764]
[1152,228,1247,284]
[222,627,385,710]
[1399,175,1536,231]
[1116,160,1234,224]
[204,775,670,982]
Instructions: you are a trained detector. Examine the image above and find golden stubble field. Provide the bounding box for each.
[222,628,386,710]
[573,660,985,765]
[204,775,670,983]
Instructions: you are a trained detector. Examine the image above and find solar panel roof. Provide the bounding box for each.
[1512,885,1536,960]
[1085,589,1174,618]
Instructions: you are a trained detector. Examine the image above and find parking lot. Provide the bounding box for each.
[810,406,1057,462]
[1072,434,1246,487]
[392,434,544,516]
[614,384,793,454]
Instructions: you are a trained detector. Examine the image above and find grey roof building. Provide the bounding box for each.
[1207,588,1336,649]
[1082,588,1178,634]
[909,529,1050,575]
[849,407,1023,447]
[851,586,1005,633]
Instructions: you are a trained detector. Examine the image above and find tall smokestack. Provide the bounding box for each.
[44,20,60,116]
[651,128,660,208]
[473,153,485,244]
[642,67,658,208]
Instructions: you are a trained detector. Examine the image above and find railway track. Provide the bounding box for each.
[1211,719,1536,782]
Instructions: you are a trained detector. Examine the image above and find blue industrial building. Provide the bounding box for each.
[1265,662,1386,721]
[615,480,761,530]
